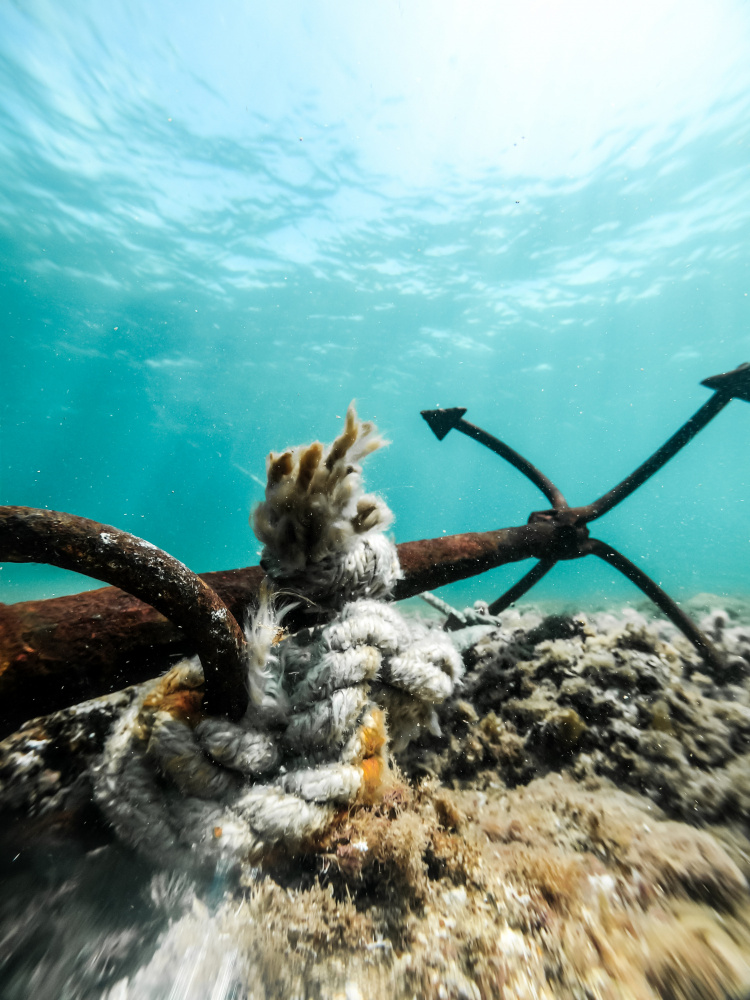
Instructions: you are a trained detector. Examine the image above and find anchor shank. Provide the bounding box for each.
[0,520,563,735]
[393,522,563,600]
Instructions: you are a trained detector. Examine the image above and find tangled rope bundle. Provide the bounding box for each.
[92,405,462,872]
[253,403,401,607]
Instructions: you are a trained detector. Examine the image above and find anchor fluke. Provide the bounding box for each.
[701,362,750,403]
[420,407,467,440]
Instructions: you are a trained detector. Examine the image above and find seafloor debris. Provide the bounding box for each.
[113,774,749,1000]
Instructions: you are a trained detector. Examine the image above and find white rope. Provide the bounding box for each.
[92,407,465,873]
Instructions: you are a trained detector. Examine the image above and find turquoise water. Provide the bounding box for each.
[1,0,749,610]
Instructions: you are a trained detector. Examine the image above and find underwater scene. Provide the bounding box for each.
[2,1,750,997]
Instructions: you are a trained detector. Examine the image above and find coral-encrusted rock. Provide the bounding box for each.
[0,687,136,820]
[399,602,750,830]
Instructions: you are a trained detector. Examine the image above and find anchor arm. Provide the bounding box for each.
[421,408,568,509]
[576,362,750,524]
[486,559,557,616]
[585,537,725,673]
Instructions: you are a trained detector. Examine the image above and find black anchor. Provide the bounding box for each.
[422,362,750,673]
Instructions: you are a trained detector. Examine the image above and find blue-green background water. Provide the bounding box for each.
[1,0,749,610]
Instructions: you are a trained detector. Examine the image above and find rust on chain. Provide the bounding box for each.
[0,506,250,725]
